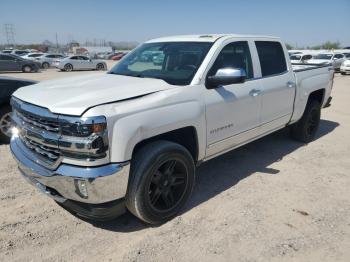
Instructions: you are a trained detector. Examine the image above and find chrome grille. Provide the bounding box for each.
[21,136,60,163]
[16,109,59,133]
[11,99,62,169]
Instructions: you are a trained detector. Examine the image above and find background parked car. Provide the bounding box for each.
[106,52,122,60]
[58,55,107,71]
[0,76,37,143]
[36,54,66,69]
[22,53,45,60]
[1,50,29,56]
[1,50,13,54]
[340,59,350,75]
[111,52,128,61]
[0,54,41,73]
[290,54,313,64]
[307,53,345,71]
[11,50,30,56]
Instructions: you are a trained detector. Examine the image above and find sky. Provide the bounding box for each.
[1,0,349,47]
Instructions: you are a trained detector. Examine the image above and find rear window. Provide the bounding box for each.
[255,41,287,77]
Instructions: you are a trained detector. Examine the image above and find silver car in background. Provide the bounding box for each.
[307,53,345,71]
[58,55,107,71]
[36,54,66,69]
[22,53,45,61]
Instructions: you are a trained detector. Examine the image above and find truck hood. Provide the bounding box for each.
[13,73,175,116]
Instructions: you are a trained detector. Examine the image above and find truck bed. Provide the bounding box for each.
[292,63,332,72]
[290,62,334,123]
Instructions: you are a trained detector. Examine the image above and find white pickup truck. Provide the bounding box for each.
[10,34,333,224]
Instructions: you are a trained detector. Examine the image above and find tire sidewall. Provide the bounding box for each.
[64,64,73,72]
[96,63,104,70]
[293,100,321,142]
[0,105,12,143]
[127,141,195,224]
[22,65,32,73]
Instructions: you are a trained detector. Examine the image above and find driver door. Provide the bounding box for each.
[205,41,262,157]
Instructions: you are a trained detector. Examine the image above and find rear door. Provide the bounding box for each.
[69,56,80,69]
[79,56,94,69]
[254,41,295,133]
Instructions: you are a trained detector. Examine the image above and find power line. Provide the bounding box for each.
[3,23,15,47]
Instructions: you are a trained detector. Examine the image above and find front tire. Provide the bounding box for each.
[290,100,321,143]
[42,62,50,69]
[126,141,195,225]
[341,72,346,75]
[0,105,13,143]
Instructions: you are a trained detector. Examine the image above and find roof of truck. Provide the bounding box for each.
[146,34,280,43]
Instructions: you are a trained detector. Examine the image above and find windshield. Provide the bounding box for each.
[29,54,43,57]
[290,55,301,60]
[314,54,333,60]
[109,42,213,85]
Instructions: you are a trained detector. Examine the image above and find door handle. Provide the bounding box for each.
[249,89,261,97]
[286,81,295,88]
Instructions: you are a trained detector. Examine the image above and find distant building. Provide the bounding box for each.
[72,46,112,56]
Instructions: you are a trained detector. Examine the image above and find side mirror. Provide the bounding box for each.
[206,68,246,89]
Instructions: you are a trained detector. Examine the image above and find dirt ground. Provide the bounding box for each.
[0,70,349,262]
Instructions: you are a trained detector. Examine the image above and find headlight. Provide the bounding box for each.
[58,116,109,160]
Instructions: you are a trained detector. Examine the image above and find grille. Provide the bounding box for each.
[16,109,60,133]
[12,102,62,168]
[21,136,60,164]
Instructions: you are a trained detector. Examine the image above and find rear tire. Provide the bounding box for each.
[42,62,50,69]
[64,64,73,72]
[126,141,195,225]
[290,100,321,143]
[22,65,32,73]
[0,105,13,143]
[96,63,105,71]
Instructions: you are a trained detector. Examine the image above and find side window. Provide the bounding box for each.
[70,56,78,60]
[255,41,287,77]
[46,55,55,58]
[0,55,15,61]
[334,54,344,59]
[208,41,253,79]
[302,55,312,60]
[80,56,89,60]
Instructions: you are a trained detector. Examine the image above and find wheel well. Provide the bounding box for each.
[308,89,325,105]
[132,127,199,163]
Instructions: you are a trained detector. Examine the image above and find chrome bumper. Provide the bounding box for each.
[10,136,130,204]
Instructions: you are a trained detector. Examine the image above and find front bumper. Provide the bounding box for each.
[340,66,350,72]
[10,136,130,205]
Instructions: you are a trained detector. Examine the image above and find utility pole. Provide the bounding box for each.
[3,23,15,47]
[55,32,59,50]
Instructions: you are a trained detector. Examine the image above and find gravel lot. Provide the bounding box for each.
[0,70,349,262]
